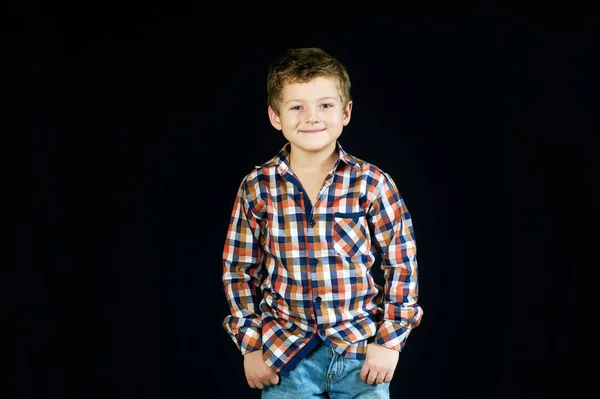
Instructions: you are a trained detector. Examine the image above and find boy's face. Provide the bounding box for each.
[268,76,352,156]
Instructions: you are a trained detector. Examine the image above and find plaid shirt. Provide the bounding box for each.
[222,141,423,375]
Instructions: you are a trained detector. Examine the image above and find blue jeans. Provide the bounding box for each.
[262,343,390,399]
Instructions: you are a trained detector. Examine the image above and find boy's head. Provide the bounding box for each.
[266,48,353,156]
[267,47,351,115]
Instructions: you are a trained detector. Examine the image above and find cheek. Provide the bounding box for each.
[283,115,299,126]
[325,111,344,123]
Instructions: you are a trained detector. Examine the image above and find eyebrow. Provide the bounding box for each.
[284,96,340,104]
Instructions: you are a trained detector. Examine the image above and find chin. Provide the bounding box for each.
[305,142,338,152]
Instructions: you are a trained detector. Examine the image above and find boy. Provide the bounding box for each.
[222,47,423,398]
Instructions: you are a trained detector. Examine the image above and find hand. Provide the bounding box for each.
[360,343,399,385]
[243,350,280,389]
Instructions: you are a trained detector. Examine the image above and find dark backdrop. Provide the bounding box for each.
[17,4,587,399]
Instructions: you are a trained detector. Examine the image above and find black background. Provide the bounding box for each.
[15,2,588,398]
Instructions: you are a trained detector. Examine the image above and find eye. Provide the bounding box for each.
[321,103,334,109]
[290,105,302,111]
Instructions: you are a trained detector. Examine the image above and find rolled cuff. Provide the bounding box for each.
[374,320,413,351]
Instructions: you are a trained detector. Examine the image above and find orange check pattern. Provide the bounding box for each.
[222,141,423,374]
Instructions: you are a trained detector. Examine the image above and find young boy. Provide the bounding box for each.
[221,47,423,398]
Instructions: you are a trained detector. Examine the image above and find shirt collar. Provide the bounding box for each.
[256,141,362,171]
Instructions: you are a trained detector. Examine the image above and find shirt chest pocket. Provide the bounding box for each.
[332,210,370,258]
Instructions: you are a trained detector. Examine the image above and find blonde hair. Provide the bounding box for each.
[267,47,352,114]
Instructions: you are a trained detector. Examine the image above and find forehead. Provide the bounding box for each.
[281,76,341,101]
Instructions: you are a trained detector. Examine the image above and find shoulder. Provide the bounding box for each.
[340,150,401,202]
[343,151,393,185]
[235,164,276,201]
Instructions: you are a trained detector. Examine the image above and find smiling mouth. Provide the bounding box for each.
[299,129,325,133]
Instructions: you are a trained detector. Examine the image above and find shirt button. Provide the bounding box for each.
[311,258,318,266]
[314,296,322,304]
[309,219,316,227]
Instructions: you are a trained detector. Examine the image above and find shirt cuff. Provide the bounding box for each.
[235,326,262,355]
[374,320,413,351]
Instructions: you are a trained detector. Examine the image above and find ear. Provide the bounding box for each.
[268,106,282,130]
[342,100,353,126]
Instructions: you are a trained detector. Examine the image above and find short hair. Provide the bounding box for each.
[267,47,352,114]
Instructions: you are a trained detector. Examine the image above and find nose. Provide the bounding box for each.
[305,105,321,123]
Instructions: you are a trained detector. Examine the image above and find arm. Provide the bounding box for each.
[368,172,423,351]
[222,179,279,389]
[361,172,423,384]
[222,179,265,355]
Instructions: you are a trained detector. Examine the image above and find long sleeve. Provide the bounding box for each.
[368,172,423,351]
[222,179,265,355]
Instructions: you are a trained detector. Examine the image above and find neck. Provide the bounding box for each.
[289,143,337,173]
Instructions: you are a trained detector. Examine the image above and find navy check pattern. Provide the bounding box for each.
[222,141,423,373]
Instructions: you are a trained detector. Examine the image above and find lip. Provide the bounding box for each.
[299,128,326,133]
